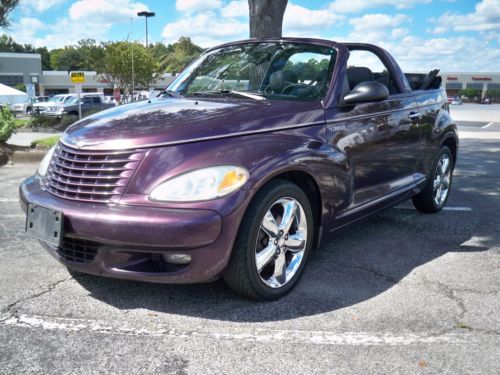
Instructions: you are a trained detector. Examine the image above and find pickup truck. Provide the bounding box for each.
[43,94,113,118]
[20,39,458,300]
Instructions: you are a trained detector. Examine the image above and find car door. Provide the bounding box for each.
[324,49,422,213]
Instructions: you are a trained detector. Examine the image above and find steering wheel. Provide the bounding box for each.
[281,82,309,95]
[264,81,294,95]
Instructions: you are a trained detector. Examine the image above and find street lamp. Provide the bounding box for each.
[137,11,155,47]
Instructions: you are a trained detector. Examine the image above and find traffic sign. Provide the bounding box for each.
[70,72,85,83]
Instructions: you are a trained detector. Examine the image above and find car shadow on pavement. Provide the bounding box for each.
[72,198,494,322]
[72,138,499,322]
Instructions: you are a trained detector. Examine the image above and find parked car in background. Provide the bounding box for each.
[33,94,75,114]
[450,96,462,105]
[481,97,491,104]
[21,39,458,300]
[42,94,113,118]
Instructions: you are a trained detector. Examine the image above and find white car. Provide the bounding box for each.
[33,94,75,114]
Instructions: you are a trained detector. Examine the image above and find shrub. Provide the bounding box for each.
[30,135,60,149]
[29,114,60,128]
[0,107,16,143]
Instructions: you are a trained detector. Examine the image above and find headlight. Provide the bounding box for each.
[37,145,56,177]
[149,165,249,202]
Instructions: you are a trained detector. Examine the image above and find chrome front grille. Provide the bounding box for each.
[44,143,146,203]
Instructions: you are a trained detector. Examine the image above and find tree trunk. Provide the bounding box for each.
[248,0,288,39]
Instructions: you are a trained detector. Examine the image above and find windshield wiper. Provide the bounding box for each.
[191,89,266,101]
[157,90,183,98]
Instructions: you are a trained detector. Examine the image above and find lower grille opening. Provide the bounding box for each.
[57,238,99,264]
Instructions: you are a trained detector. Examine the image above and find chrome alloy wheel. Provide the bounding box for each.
[254,197,308,288]
[433,153,452,206]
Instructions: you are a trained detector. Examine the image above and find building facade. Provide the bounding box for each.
[0,52,175,96]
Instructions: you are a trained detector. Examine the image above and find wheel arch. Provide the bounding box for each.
[251,168,324,250]
[441,134,458,166]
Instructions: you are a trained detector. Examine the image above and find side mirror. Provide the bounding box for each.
[343,81,389,105]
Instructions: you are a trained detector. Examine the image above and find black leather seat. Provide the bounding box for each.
[346,67,374,90]
[268,70,297,93]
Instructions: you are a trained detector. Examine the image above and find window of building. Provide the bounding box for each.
[466,83,483,90]
[0,75,23,85]
[446,83,462,89]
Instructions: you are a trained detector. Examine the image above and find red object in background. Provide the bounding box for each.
[447,76,458,80]
[113,88,121,102]
[472,76,492,81]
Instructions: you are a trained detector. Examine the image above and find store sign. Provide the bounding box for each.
[70,72,85,83]
[472,76,491,81]
[447,76,458,80]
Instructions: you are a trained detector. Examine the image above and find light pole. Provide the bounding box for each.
[137,11,155,47]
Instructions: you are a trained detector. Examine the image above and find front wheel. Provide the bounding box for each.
[223,180,314,300]
[412,146,454,213]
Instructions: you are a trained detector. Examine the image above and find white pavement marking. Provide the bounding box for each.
[482,122,494,129]
[0,198,19,202]
[1,214,25,218]
[442,207,473,212]
[395,206,472,212]
[0,314,474,346]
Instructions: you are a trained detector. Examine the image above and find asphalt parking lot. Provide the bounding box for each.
[1,107,499,374]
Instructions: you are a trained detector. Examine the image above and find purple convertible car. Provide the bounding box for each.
[20,38,458,300]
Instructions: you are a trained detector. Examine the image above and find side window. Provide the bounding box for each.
[82,97,92,104]
[346,50,399,95]
[92,97,101,104]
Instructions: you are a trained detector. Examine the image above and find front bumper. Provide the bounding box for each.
[20,176,244,283]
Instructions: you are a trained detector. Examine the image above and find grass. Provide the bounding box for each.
[14,118,30,129]
[30,135,60,149]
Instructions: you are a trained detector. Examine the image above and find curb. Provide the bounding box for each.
[11,151,46,164]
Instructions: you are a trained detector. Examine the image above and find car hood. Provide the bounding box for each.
[61,97,324,150]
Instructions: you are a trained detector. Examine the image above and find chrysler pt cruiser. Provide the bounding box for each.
[20,39,458,300]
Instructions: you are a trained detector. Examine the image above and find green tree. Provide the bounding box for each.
[0,107,15,143]
[98,41,157,95]
[50,46,85,71]
[76,39,105,71]
[0,0,18,28]
[459,88,481,99]
[159,37,204,74]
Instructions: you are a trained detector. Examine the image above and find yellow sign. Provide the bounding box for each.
[70,72,85,83]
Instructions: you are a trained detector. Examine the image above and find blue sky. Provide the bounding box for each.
[8,0,500,72]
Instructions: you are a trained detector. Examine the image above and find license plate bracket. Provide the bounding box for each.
[26,204,63,246]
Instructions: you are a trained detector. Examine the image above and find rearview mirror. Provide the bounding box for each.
[343,81,389,105]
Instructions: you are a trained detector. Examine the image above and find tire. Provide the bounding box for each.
[223,180,314,300]
[412,146,454,213]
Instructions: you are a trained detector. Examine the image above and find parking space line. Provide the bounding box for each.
[0,198,18,202]
[1,314,475,346]
[482,122,494,129]
[395,206,472,212]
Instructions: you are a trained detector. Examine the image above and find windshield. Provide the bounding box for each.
[65,97,79,105]
[167,42,337,101]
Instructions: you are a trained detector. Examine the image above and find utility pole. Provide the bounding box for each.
[137,11,155,47]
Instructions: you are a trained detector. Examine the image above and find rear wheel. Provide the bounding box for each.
[223,180,314,300]
[412,146,453,213]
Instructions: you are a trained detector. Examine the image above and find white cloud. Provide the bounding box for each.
[11,0,150,49]
[69,0,149,24]
[432,0,500,33]
[329,0,431,13]
[176,0,222,13]
[221,0,248,18]
[284,3,344,32]
[162,11,247,48]
[20,0,66,13]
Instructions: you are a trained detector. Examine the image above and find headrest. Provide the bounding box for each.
[346,67,373,90]
[268,70,297,91]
